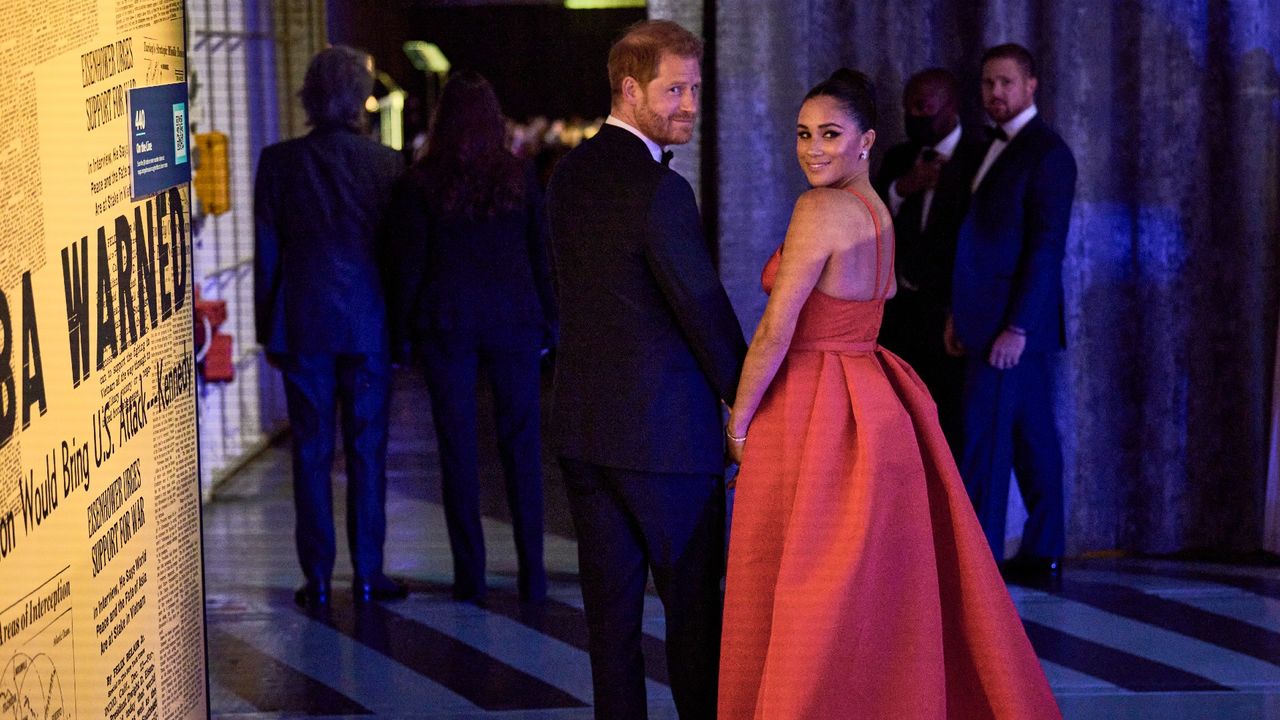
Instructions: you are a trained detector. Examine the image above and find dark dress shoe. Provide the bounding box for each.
[451,577,488,606]
[354,574,408,602]
[451,586,488,607]
[518,568,548,605]
[1001,556,1063,590]
[294,580,331,608]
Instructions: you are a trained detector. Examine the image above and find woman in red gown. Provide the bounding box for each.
[718,69,1062,719]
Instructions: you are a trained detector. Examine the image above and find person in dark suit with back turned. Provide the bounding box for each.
[875,68,985,453]
[948,43,1077,587]
[254,45,407,607]
[385,70,555,605]
[546,20,746,720]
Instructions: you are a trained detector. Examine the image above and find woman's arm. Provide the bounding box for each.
[727,189,847,459]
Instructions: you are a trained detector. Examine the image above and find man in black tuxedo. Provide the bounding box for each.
[546,20,746,720]
[949,44,1077,586]
[254,46,407,607]
[875,68,984,453]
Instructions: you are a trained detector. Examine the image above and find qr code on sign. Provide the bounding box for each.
[173,102,188,164]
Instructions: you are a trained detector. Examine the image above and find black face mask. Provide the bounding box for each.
[904,114,941,146]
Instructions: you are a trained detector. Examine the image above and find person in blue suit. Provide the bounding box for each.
[948,43,1077,586]
[386,71,556,605]
[547,20,746,720]
[254,46,407,607]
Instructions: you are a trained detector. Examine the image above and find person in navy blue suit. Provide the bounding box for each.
[386,71,556,605]
[547,20,746,720]
[948,44,1077,586]
[254,46,407,607]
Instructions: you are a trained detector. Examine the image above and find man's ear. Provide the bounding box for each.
[621,76,640,105]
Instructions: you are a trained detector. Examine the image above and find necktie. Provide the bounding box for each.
[985,125,1009,143]
[921,148,939,162]
[660,149,674,166]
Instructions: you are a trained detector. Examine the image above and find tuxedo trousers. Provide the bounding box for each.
[559,458,723,720]
[279,351,391,584]
[959,351,1066,561]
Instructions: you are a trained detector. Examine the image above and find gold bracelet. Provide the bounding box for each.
[726,429,747,443]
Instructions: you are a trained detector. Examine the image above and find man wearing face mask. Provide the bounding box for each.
[874,68,985,453]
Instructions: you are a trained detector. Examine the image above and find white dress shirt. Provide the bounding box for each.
[971,104,1038,191]
[888,122,964,231]
[605,115,664,163]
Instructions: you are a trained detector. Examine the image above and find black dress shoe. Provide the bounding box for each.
[518,568,548,605]
[294,580,331,608]
[1001,556,1063,590]
[451,586,487,607]
[354,574,408,602]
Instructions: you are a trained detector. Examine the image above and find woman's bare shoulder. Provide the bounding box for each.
[791,187,873,246]
[795,186,856,210]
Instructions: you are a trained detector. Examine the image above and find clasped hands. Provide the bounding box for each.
[895,154,944,196]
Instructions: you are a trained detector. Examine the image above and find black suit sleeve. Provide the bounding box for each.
[253,147,280,347]
[643,173,748,403]
[1007,141,1077,333]
[873,144,915,203]
[523,165,558,345]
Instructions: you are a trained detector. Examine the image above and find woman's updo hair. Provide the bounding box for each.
[803,68,877,133]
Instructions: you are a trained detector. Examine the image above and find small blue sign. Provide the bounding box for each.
[128,82,191,200]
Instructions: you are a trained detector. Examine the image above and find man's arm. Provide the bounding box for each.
[643,173,747,402]
[524,165,558,346]
[253,148,280,348]
[1006,141,1077,334]
[873,144,915,216]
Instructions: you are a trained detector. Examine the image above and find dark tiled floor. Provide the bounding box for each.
[203,368,1280,719]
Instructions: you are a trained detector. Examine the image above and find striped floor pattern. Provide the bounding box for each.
[203,369,1280,719]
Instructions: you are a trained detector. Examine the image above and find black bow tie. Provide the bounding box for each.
[920,148,939,162]
[985,125,1009,143]
[660,149,674,166]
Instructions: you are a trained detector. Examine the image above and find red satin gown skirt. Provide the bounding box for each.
[718,253,1061,720]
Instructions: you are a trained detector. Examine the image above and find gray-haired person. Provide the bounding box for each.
[254,46,407,606]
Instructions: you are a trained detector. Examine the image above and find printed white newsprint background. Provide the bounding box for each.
[0,1,205,718]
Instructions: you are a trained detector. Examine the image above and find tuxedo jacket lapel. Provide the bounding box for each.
[596,123,658,167]
[973,115,1045,196]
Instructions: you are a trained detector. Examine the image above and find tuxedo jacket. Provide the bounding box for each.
[874,126,986,307]
[951,115,1076,354]
[546,124,747,475]
[384,162,557,346]
[254,126,404,354]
